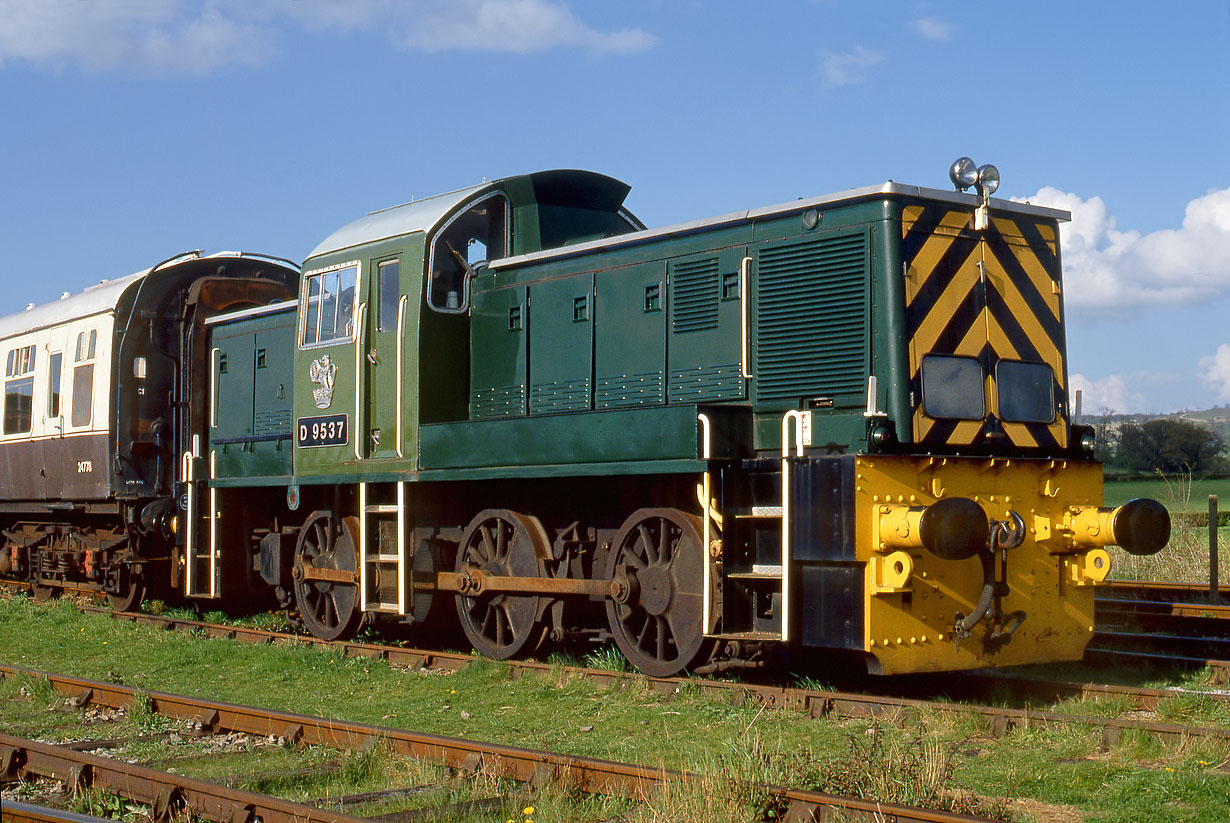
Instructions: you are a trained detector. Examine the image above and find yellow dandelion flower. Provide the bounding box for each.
[523,807,535,815]
[1165,767,1173,772]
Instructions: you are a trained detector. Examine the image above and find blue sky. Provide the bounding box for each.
[1,0,1227,414]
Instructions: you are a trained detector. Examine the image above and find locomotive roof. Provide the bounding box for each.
[0,251,295,343]
[490,181,1072,270]
[307,169,635,260]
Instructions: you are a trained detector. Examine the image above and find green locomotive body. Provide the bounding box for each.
[192,168,1167,675]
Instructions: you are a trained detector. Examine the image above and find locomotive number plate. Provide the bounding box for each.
[297,414,348,448]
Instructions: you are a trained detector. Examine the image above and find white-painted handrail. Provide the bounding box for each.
[697,412,713,633]
[208,449,218,598]
[395,294,408,459]
[779,410,807,642]
[353,302,368,461]
[740,256,753,379]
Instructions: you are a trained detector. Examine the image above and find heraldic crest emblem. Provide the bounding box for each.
[309,355,337,409]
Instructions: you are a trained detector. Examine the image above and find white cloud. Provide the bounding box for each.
[391,0,657,55]
[1019,186,1230,310]
[0,0,656,74]
[820,46,884,88]
[911,18,954,42]
[1199,343,1230,401]
[0,0,268,74]
[1070,373,1150,415]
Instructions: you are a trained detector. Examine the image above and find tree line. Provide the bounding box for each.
[1089,416,1226,474]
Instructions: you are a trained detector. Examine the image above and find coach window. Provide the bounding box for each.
[71,329,97,428]
[3,344,36,435]
[47,352,62,418]
[301,262,359,347]
[428,193,508,313]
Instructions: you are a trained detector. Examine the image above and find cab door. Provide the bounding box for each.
[363,256,407,460]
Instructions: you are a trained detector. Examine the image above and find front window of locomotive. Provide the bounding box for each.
[920,354,984,421]
[920,355,1060,430]
[996,360,1057,424]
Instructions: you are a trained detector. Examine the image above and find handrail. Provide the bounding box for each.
[353,302,368,461]
[397,481,406,614]
[359,482,367,606]
[740,256,753,379]
[697,413,713,633]
[208,449,218,598]
[395,294,408,459]
[779,411,808,642]
[209,348,219,428]
[182,444,195,596]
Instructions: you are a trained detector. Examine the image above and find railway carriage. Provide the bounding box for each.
[0,252,300,608]
[1,163,1170,677]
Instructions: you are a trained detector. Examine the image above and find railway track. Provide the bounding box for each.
[4,579,1229,737]
[1,665,1008,823]
[0,800,116,823]
[22,603,1230,747]
[1088,579,1230,679]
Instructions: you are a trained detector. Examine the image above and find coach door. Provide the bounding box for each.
[362,256,407,461]
[40,330,69,499]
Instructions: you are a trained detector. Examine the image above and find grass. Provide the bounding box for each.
[1105,474,1230,582]
[1104,477,1230,513]
[3,591,1230,821]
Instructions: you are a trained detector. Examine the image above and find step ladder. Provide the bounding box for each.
[359,481,406,614]
[715,411,810,642]
[182,435,220,598]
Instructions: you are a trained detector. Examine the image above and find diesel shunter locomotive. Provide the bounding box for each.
[0,160,1169,676]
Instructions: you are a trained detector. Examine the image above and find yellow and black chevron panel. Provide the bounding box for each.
[901,205,1068,451]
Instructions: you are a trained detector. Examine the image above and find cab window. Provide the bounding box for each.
[301,262,359,346]
[920,354,985,420]
[997,360,1056,423]
[427,194,508,313]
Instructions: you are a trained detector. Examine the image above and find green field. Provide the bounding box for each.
[1104,476,1230,513]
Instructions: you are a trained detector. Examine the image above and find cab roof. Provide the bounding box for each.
[306,169,637,261]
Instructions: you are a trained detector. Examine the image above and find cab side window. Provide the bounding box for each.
[301,262,359,346]
[4,344,36,435]
[428,194,508,313]
[71,329,96,428]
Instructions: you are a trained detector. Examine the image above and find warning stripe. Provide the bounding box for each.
[901,204,1068,450]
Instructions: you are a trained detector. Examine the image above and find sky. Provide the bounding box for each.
[1,0,1228,415]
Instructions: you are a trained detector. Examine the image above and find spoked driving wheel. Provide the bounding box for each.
[293,510,363,641]
[454,509,550,659]
[605,508,711,677]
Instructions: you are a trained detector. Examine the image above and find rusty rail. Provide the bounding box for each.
[0,732,375,823]
[0,667,1002,823]
[0,800,117,823]
[53,608,1230,740]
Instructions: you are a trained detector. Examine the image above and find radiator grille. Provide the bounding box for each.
[756,234,867,402]
[671,257,720,333]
